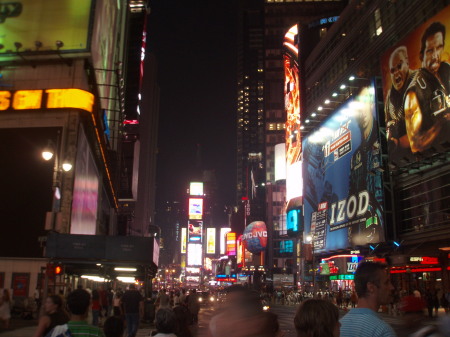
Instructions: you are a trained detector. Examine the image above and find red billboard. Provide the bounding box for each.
[381,5,450,167]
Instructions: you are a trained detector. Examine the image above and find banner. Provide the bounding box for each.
[302,84,385,252]
[381,5,450,166]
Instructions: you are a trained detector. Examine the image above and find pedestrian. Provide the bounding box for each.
[156,289,170,310]
[120,284,144,337]
[152,308,178,337]
[294,298,340,337]
[340,261,397,337]
[0,289,11,330]
[46,288,104,337]
[179,289,187,306]
[187,289,200,324]
[350,290,357,308]
[103,316,124,337]
[172,304,193,337]
[208,284,281,337]
[91,289,101,326]
[112,289,123,317]
[32,295,69,337]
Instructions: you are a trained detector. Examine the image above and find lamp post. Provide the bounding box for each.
[42,130,72,232]
[306,235,315,297]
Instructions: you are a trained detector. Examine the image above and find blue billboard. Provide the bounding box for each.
[302,84,385,252]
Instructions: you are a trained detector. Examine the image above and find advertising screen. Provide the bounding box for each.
[220,228,231,254]
[187,243,202,266]
[181,228,187,254]
[190,182,204,196]
[274,143,286,181]
[188,198,203,219]
[284,24,303,206]
[70,126,99,235]
[206,228,216,254]
[381,5,450,167]
[0,0,93,61]
[287,209,302,234]
[225,232,236,256]
[302,84,385,252]
[188,220,203,243]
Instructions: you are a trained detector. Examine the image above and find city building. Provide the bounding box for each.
[0,0,159,301]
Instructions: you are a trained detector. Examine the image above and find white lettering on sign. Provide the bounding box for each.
[242,231,267,241]
[347,263,357,272]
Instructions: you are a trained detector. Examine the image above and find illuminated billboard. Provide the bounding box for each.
[188,198,203,219]
[274,143,286,181]
[287,209,302,234]
[187,243,203,266]
[220,228,231,254]
[284,24,303,206]
[188,220,203,243]
[0,0,93,61]
[226,232,237,256]
[302,84,385,252]
[70,126,99,235]
[190,182,204,196]
[242,221,267,254]
[181,228,187,254]
[381,5,450,167]
[206,228,216,254]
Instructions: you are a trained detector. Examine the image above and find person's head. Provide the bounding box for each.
[67,289,91,316]
[44,295,64,314]
[420,22,446,74]
[389,46,410,91]
[294,299,340,337]
[354,262,393,306]
[103,316,124,337]
[155,308,178,334]
[2,289,10,301]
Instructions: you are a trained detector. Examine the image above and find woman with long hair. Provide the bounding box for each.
[294,299,340,337]
[32,294,69,337]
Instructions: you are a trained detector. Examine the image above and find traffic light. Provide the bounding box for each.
[55,265,63,275]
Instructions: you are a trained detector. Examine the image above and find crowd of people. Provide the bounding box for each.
[3,261,448,337]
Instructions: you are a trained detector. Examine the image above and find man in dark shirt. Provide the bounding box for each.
[120,284,144,337]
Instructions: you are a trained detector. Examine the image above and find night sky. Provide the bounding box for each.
[148,0,238,206]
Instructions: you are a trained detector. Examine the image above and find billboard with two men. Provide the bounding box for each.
[381,5,450,167]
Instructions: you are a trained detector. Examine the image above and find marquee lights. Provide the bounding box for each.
[0,89,94,112]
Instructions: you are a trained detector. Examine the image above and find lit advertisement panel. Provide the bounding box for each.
[274,143,286,181]
[380,5,450,167]
[206,228,216,254]
[181,228,187,254]
[188,220,203,243]
[302,84,385,252]
[287,209,302,234]
[190,182,204,196]
[187,243,202,266]
[70,126,99,235]
[220,228,231,254]
[284,24,303,206]
[188,198,203,219]
[226,232,237,256]
[0,0,93,61]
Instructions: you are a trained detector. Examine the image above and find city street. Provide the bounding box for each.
[0,303,446,337]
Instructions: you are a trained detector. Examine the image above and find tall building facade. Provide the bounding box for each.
[0,0,159,298]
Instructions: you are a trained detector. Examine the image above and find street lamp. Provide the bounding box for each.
[306,235,315,297]
[41,131,72,231]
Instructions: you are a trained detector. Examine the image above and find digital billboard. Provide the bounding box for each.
[188,220,203,243]
[187,243,202,266]
[206,228,216,254]
[190,182,204,196]
[287,209,302,234]
[225,232,237,256]
[0,0,93,60]
[242,221,267,254]
[188,198,203,219]
[302,84,385,252]
[274,143,286,181]
[284,24,303,207]
[220,227,231,254]
[181,228,187,254]
[381,5,450,167]
[70,126,99,235]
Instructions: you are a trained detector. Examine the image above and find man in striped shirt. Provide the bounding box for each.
[340,262,397,337]
[48,288,105,337]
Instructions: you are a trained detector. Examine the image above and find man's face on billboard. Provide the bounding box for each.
[423,31,444,74]
[389,51,409,91]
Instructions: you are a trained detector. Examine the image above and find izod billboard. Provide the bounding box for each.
[302,83,386,252]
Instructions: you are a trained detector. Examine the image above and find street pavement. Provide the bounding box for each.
[1,305,447,336]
